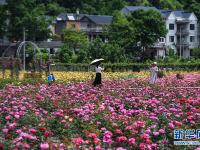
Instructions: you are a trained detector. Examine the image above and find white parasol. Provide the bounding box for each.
[90,58,104,65]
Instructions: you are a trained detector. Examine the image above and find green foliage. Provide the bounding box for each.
[103,43,125,63]
[127,9,167,50]
[54,61,200,71]
[76,47,89,63]
[106,10,167,59]
[59,45,73,63]
[46,2,65,16]
[87,37,125,63]
[18,111,40,126]
[0,78,46,89]
[0,5,7,38]
[63,28,89,51]
[105,11,135,50]
[159,0,183,10]
[191,48,200,59]
[88,37,105,60]
[6,0,51,41]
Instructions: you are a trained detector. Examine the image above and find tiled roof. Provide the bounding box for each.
[81,15,113,25]
[36,41,64,48]
[159,10,172,18]
[56,13,112,25]
[122,6,158,14]
[122,6,193,19]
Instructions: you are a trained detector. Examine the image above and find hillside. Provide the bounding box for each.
[53,0,200,19]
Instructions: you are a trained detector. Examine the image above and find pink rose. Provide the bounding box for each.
[159,129,165,134]
[153,132,159,136]
[168,123,175,129]
[40,143,49,150]
[115,129,122,134]
[2,128,9,134]
[128,138,136,145]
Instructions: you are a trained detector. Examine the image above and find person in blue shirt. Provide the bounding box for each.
[51,73,55,82]
[48,73,53,85]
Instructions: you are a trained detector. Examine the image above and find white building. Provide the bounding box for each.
[122,6,199,58]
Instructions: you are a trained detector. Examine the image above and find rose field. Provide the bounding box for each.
[0,73,200,150]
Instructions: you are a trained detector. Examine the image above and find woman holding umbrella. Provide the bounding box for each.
[90,59,104,86]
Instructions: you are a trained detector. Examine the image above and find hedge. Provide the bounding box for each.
[50,62,200,72]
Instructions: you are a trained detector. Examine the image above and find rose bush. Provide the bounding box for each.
[0,73,200,149]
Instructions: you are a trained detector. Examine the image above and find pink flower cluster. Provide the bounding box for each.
[0,73,199,149]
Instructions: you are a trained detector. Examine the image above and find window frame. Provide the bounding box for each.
[169,36,174,42]
[190,36,195,42]
[190,24,195,30]
[169,24,174,30]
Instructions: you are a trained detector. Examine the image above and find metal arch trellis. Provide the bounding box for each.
[15,41,42,71]
[2,41,42,58]
[16,41,41,58]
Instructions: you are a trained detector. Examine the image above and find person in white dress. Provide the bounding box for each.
[93,64,104,86]
[149,62,158,84]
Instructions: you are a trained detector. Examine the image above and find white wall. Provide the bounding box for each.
[165,13,177,52]
[188,13,198,49]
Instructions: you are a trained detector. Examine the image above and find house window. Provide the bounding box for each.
[169,24,174,30]
[190,24,195,30]
[169,36,174,42]
[87,24,91,28]
[190,36,195,42]
[190,49,193,56]
[160,37,165,43]
[71,24,76,28]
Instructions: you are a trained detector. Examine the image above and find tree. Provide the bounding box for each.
[127,9,167,51]
[6,0,51,41]
[59,45,73,63]
[88,37,125,63]
[88,37,104,60]
[184,0,200,21]
[191,48,200,59]
[106,10,167,60]
[45,2,65,16]
[103,43,125,63]
[0,5,7,38]
[105,11,136,51]
[63,28,89,53]
[159,0,183,10]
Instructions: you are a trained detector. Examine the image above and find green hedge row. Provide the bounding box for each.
[51,62,200,71]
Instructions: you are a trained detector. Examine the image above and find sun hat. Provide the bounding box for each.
[153,62,157,65]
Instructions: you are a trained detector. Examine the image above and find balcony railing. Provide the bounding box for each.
[80,27,103,32]
[176,42,190,47]
[176,30,189,35]
[176,18,189,23]
[154,42,166,48]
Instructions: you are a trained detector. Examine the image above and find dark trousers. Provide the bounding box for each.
[93,73,101,86]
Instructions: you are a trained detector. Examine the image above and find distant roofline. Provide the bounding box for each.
[122,6,196,19]
[58,12,112,17]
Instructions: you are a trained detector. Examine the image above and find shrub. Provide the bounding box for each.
[158,71,165,78]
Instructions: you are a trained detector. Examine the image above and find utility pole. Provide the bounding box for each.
[23,27,26,71]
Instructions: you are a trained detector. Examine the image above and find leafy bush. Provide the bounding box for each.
[0,78,47,89]
[158,71,165,78]
[52,62,200,72]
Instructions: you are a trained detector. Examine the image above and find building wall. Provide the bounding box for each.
[55,21,66,35]
[66,21,80,30]
[156,12,199,58]
[188,14,198,49]
[165,13,177,52]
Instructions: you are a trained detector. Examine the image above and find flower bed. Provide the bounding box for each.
[0,74,200,149]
